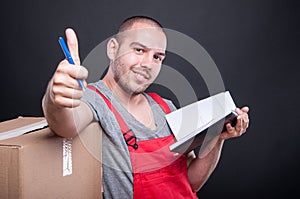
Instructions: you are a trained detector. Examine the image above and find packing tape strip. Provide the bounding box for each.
[62,138,73,176]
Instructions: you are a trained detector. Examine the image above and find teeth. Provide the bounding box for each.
[135,73,146,82]
[138,74,144,79]
[132,68,149,79]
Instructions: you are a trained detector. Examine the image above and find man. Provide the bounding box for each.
[42,16,249,198]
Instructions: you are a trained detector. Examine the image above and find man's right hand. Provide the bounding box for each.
[42,28,93,138]
[51,28,88,108]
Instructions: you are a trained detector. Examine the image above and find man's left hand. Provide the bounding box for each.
[220,107,250,140]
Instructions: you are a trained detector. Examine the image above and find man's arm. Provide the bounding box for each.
[187,107,250,192]
[42,28,93,138]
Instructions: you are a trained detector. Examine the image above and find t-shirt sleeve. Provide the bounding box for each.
[81,88,100,122]
[163,98,177,112]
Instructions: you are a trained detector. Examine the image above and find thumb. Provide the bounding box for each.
[65,28,81,65]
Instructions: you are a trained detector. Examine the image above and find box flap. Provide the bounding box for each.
[0,117,48,141]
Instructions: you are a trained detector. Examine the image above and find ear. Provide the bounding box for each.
[107,38,119,60]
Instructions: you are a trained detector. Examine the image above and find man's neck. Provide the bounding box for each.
[102,77,145,109]
[102,76,156,130]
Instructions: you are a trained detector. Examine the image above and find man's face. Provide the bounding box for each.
[111,25,167,94]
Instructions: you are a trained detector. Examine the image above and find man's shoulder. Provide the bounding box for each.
[145,92,177,112]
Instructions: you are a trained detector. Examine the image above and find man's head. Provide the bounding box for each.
[105,16,167,94]
[117,15,165,36]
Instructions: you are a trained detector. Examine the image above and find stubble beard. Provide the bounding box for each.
[112,59,150,95]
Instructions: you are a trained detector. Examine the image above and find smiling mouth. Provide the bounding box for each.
[132,68,150,81]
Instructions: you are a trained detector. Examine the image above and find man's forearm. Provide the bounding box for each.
[42,82,92,138]
[42,85,78,138]
[187,138,224,192]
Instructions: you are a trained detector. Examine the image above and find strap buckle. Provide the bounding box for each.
[123,129,138,150]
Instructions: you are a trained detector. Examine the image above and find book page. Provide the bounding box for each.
[166,91,236,141]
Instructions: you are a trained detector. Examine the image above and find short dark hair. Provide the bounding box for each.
[117,15,164,33]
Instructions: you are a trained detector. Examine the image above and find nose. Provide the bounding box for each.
[140,53,153,69]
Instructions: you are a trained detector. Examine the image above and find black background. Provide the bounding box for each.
[1,0,299,198]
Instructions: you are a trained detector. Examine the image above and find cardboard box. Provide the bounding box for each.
[0,117,102,199]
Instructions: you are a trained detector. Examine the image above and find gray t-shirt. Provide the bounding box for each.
[82,81,176,199]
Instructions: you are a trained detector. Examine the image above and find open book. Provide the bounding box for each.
[0,117,48,141]
[166,91,237,154]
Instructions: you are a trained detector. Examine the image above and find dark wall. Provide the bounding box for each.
[1,0,299,198]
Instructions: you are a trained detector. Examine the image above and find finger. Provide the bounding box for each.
[52,85,84,100]
[53,75,82,90]
[53,95,81,108]
[225,123,236,134]
[234,116,243,134]
[235,107,243,115]
[52,85,83,108]
[239,118,244,133]
[227,123,234,132]
[235,106,249,115]
[238,112,249,130]
[242,114,249,129]
[220,123,235,140]
[242,120,248,130]
[68,65,88,80]
[65,28,81,65]
[56,61,88,82]
[241,106,249,113]
[53,68,83,90]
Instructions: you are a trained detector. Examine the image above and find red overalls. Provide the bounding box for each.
[88,85,198,199]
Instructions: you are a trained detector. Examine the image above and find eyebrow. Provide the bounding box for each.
[130,42,166,57]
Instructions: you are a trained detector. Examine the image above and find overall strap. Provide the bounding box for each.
[87,85,138,149]
[146,92,171,114]
[87,85,171,149]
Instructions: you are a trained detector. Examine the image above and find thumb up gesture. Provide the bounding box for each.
[50,28,88,108]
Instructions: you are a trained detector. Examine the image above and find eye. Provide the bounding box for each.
[154,54,162,62]
[135,48,144,53]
